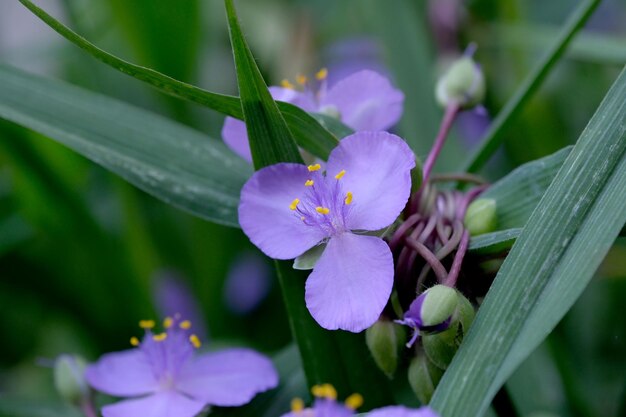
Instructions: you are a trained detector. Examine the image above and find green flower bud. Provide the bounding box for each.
[407,352,443,404]
[422,291,475,369]
[54,354,89,405]
[420,285,458,327]
[464,198,497,236]
[366,320,406,378]
[435,56,485,109]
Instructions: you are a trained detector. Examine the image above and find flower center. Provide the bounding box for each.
[288,165,353,236]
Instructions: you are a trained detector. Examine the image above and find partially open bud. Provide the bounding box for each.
[422,292,475,369]
[366,319,406,378]
[435,54,485,109]
[396,285,458,348]
[407,352,443,404]
[464,198,497,236]
[54,354,89,405]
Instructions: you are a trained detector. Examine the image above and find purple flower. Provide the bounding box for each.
[395,290,453,348]
[222,70,404,162]
[85,317,278,417]
[280,384,439,417]
[238,132,415,332]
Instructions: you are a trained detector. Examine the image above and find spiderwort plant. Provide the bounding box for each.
[222,69,404,161]
[239,131,416,332]
[85,317,278,417]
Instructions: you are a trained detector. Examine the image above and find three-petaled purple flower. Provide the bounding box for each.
[85,317,278,417]
[222,69,404,161]
[239,132,415,332]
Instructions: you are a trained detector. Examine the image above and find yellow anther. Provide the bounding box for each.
[152,332,167,342]
[290,398,305,412]
[281,79,295,89]
[315,68,328,80]
[139,320,155,329]
[315,207,330,215]
[289,198,300,211]
[311,383,337,399]
[163,317,173,329]
[345,393,364,410]
[307,164,321,172]
[179,320,192,330]
[334,170,346,180]
[300,216,306,221]
[344,191,353,205]
[130,336,140,347]
[305,179,314,187]
[296,74,308,85]
[189,334,202,349]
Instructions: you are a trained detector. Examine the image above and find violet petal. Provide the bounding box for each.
[305,232,393,332]
[176,348,278,406]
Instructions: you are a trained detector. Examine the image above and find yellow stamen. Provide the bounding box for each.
[289,198,300,211]
[315,68,328,80]
[315,207,330,215]
[179,320,192,330]
[296,74,307,85]
[163,317,173,329]
[139,320,155,329]
[344,191,353,205]
[345,393,364,410]
[153,332,167,342]
[189,334,201,349]
[307,164,321,172]
[334,170,346,180]
[305,179,314,187]
[130,336,140,346]
[290,398,305,412]
[281,79,295,89]
[311,383,337,399]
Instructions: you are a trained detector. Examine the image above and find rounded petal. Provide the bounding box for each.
[222,117,252,162]
[368,406,440,417]
[85,349,158,397]
[305,233,393,332]
[101,392,205,417]
[321,70,404,131]
[222,87,314,163]
[176,348,278,406]
[239,163,328,259]
[326,132,415,231]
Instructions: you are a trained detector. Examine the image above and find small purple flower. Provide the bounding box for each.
[239,132,415,332]
[222,69,404,162]
[280,384,439,417]
[86,317,278,417]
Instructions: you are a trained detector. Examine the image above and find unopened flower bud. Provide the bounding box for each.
[422,292,475,369]
[54,354,89,405]
[464,198,497,236]
[366,320,406,378]
[435,55,485,109]
[407,352,443,404]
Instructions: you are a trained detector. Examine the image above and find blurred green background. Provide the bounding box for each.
[0,0,624,416]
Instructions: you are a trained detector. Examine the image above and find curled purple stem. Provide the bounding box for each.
[405,237,448,283]
[421,102,461,187]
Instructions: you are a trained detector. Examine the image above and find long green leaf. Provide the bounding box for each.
[18,0,338,160]
[224,0,393,408]
[0,65,250,227]
[482,147,571,229]
[462,0,601,173]
[431,66,626,417]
